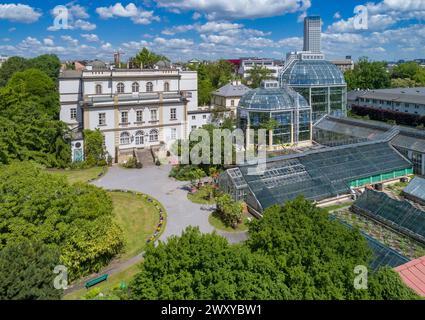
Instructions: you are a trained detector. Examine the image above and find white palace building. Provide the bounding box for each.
[59,65,211,163]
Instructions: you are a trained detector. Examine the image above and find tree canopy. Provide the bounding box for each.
[132,47,169,69]
[0,68,70,167]
[0,54,61,87]
[245,65,274,88]
[0,240,62,300]
[0,162,124,280]
[344,57,391,90]
[129,197,418,300]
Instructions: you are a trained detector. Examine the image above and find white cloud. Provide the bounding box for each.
[81,34,100,42]
[153,37,194,48]
[43,38,55,46]
[155,0,311,19]
[68,4,90,19]
[0,3,41,23]
[192,12,202,20]
[74,19,97,31]
[162,25,195,35]
[333,12,341,19]
[96,3,159,24]
[61,35,79,46]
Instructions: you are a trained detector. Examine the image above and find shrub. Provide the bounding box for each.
[215,194,243,228]
[84,129,106,167]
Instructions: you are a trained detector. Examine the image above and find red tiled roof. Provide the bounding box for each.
[395,256,425,297]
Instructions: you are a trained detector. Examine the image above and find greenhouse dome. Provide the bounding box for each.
[239,86,310,111]
[280,60,346,86]
[237,81,312,148]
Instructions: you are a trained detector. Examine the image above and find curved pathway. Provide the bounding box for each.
[65,165,248,295]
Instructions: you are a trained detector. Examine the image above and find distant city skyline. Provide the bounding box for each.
[0,0,424,62]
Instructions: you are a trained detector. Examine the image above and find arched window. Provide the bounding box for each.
[132,82,139,93]
[146,82,153,92]
[135,131,144,145]
[95,84,102,94]
[117,82,125,94]
[120,132,130,145]
[149,129,158,142]
[164,82,170,92]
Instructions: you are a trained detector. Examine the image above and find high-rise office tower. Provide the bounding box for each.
[303,16,322,53]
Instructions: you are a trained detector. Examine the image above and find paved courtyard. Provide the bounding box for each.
[93,165,248,244]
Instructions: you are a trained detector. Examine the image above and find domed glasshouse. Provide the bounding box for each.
[237,81,312,149]
[279,58,347,121]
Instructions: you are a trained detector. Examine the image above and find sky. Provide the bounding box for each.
[0,0,424,62]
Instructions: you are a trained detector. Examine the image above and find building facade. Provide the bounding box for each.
[238,58,282,80]
[348,88,425,116]
[304,16,322,53]
[331,58,355,73]
[59,67,208,162]
[211,80,251,118]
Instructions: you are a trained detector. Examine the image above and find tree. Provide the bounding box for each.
[216,194,243,228]
[128,198,419,300]
[0,240,63,300]
[7,68,60,118]
[261,118,280,148]
[0,162,124,280]
[0,70,70,167]
[0,56,28,87]
[345,57,391,90]
[132,48,169,69]
[84,129,106,166]
[245,65,273,88]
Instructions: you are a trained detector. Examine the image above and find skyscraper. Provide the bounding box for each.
[303,16,322,53]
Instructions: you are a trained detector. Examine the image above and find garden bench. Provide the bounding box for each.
[85,274,108,289]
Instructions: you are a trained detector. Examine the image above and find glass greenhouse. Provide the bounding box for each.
[219,140,413,214]
[279,60,347,121]
[237,81,312,148]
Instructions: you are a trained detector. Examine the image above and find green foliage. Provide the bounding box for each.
[121,156,142,169]
[345,57,391,90]
[129,197,418,300]
[169,165,206,181]
[190,60,234,106]
[0,54,61,87]
[132,47,169,69]
[245,64,274,88]
[0,240,62,300]
[390,62,425,87]
[215,194,243,228]
[0,162,124,280]
[84,129,106,167]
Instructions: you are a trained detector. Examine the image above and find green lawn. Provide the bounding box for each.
[110,191,164,260]
[208,212,250,233]
[187,186,216,205]
[47,166,106,184]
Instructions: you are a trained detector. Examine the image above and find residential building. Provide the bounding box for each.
[331,57,355,73]
[238,58,282,80]
[304,16,322,53]
[59,66,207,163]
[211,80,251,118]
[348,87,425,116]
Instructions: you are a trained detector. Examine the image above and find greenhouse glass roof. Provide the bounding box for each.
[237,141,412,210]
[353,189,425,244]
[238,86,310,111]
[403,177,425,203]
[281,60,346,86]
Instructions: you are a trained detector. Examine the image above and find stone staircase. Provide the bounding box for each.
[135,148,155,167]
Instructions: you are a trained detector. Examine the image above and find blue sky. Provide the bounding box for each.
[0,0,424,62]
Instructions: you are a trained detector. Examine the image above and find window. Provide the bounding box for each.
[117,82,125,94]
[95,84,102,94]
[120,132,130,145]
[149,129,158,142]
[135,131,144,145]
[191,125,197,131]
[164,82,170,92]
[136,110,143,122]
[192,115,196,120]
[150,109,158,121]
[70,108,77,120]
[132,82,139,93]
[231,100,235,107]
[203,115,207,119]
[170,108,177,120]
[171,128,177,140]
[146,82,153,92]
[121,111,128,123]
[99,113,106,126]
